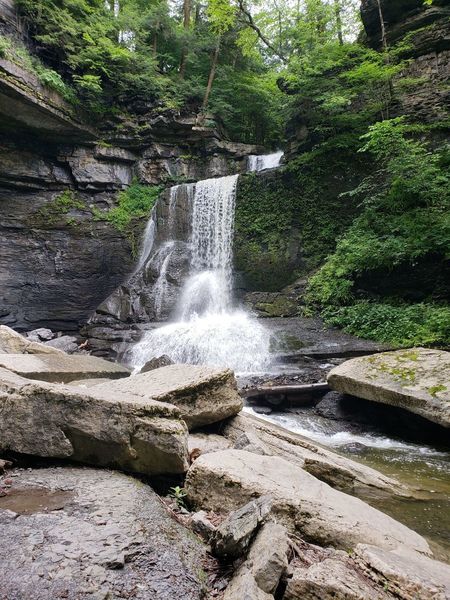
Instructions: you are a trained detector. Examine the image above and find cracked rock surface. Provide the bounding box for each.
[0,466,208,600]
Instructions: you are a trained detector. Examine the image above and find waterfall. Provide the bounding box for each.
[248,151,283,172]
[134,210,156,273]
[177,175,237,318]
[132,173,270,373]
[151,241,176,319]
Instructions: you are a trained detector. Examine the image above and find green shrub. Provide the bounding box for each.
[34,190,85,225]
[106,181,162,231]
[322,302,450,347]
[0,34,75,102]
[307,121,450,307]
[0,35,11,57]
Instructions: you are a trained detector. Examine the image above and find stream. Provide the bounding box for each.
[244,399,450,561]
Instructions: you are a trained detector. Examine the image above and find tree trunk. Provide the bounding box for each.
[202,38,220,112]
[376,0,388,51]
[334,0,343,45]
[376,0,393,117]
[195,0,201,25]
[179,0,191,79]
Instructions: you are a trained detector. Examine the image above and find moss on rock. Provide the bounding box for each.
[234,152,366,292]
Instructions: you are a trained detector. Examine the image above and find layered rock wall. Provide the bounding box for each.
[0,5,260,332]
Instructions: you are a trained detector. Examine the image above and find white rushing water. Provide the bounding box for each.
[132,174,271,373]
[134,211,156,273]
[152,241,176,319]
[245,408,448,459]
[248,151,283,172]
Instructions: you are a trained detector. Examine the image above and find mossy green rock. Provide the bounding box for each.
[234,158,363,292]
[328,348,450,428]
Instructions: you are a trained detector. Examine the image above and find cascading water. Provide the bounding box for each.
[132,174,270,373]
[133,210,156,273]
[248,150,283,172]
[151,241,176,319]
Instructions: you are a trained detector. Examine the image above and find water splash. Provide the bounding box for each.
[245,408,449,458]
[248,151,283,172]
[132,174,270,373]
[134,311,269,373]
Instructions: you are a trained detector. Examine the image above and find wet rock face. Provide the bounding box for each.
[0,467,208,600]
[360,0,450,127]
[90,183,195,328]
[0,147,137,331]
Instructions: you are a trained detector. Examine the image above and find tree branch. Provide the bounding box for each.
[237,0,287,62]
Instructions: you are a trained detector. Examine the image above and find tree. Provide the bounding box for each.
[179,0,191,78]
[200,0,236,113]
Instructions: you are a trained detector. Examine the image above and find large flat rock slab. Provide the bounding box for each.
[0,325,62,355]
[99,364,243,429]
[328,348,450,428]
[0,353,130,383]
[0,467,207,599]
[0,367,188,475]
[185,449,430,555]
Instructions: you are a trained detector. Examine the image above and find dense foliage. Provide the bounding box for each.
[11,0,302,144]
[7,0,449,346]
[322,303,450,347]
[306,119,450,346]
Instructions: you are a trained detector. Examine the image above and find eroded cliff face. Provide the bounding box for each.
[360,0,450,126]
[285,0,450,159]
[0,13,260,332]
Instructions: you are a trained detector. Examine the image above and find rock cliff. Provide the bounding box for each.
[361,0,450,126]
[0,4,260,333]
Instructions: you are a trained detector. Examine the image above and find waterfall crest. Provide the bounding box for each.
[248,151,283,172]
[132,173,270,373]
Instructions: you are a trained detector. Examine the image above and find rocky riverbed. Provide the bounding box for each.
[0,325,449,599]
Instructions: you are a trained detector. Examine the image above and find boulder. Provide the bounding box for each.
[223,570,273,600]
[45,335,79,354]
[284,539,450,600]
[284,554,390,600]
[354,543,450,600]
[0,467,208,599]
[188,432,232,456]
[223,521,290,598]
[97,365,243,429]
[244,521,290,594]
[191,510,217,542]
[223,413,409,500]
[328,348,450,428]
[185,450,430,555]
[211,496,272,559]
[68,378,113,387]
[140,355,174,373]
[0,353,130,383]
[0,325,62,355]
[26,328,55,342]
[0,459,12,474]
[0,367,189,475]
